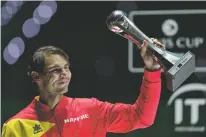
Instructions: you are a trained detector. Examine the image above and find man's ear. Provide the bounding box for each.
[31,71,41,83]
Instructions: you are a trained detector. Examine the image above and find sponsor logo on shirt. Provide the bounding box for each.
[64,114,89,123]
[33,124,43,134]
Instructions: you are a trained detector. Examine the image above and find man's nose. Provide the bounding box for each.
[60,68,67,76]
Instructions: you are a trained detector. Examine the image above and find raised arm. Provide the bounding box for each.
[95,39,164,133]
[95,68,161,133]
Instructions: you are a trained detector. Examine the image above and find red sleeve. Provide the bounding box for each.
[95,69,161,133]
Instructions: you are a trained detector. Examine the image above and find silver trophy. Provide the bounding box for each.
[106,10,195,92]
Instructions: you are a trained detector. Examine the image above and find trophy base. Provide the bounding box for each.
[166,51,195,92]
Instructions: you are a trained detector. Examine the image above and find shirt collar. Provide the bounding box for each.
[30,95,70,112]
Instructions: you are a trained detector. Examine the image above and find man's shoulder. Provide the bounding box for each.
[73,96,98,103]
[4,105,33,125]
[66,96,99,108]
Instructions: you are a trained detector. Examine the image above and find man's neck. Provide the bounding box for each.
[39,92,63,110]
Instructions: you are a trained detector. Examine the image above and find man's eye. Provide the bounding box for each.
[51,68,61,73]
[65,66,69,70]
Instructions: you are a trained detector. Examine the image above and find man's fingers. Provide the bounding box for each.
[140,40,148,57]
[152,38,165,49]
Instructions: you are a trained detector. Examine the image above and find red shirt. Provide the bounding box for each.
[2,69,161,137]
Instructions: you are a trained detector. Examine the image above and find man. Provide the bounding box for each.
[2,39,164,137]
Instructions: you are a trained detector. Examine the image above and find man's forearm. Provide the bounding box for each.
[133,69,161,126]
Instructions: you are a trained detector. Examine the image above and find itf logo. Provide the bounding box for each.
[167,83,206,132]
[161,19,179,37]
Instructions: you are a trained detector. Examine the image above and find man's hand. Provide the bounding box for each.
[140,38,165,71]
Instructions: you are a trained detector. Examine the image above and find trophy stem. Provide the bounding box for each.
[114,22,177,70]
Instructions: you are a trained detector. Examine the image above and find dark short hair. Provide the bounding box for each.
[27,45,69,76]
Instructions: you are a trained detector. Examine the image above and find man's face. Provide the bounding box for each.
[39,54,71,95]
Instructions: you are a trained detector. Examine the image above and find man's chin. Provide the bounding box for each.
[58,88,68,94]
[52,88,68,95]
